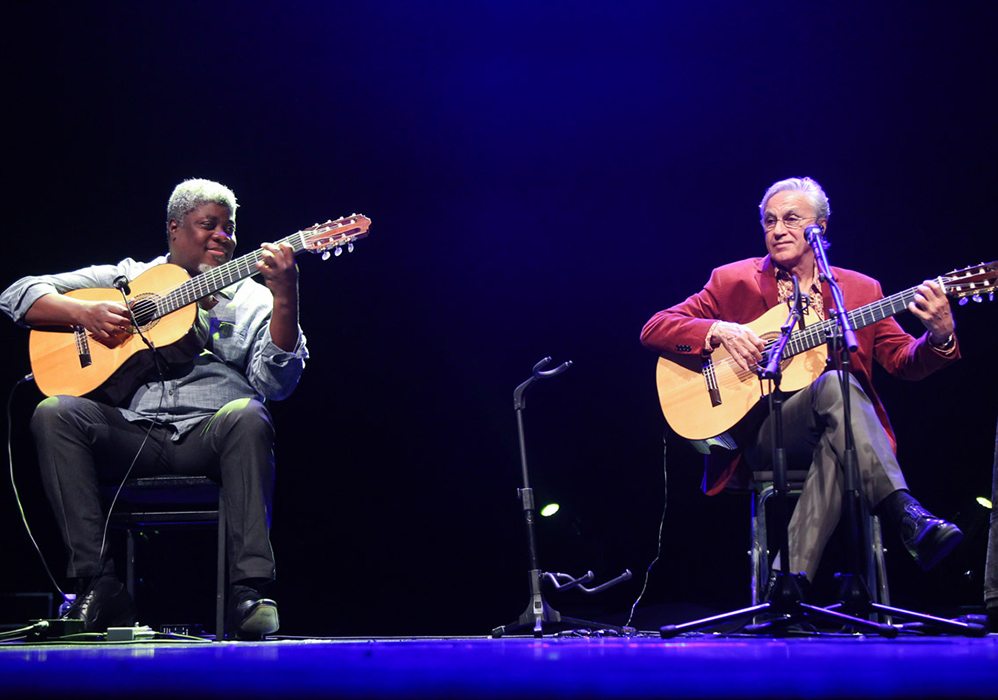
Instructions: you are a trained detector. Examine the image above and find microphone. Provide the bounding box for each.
[804,224,825,246]
[112,276,131,295]
[805,224,857,352]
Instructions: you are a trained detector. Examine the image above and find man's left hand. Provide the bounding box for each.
[256,242,298,299]
[908,279,955,344]
[257,242,300,352]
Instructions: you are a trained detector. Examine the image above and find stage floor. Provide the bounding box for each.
[2,631,997,699]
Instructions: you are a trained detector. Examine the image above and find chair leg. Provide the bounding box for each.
[125,529,136,600]
[870,514,891,607]
[750,488,771,606]
[216,495,226,640]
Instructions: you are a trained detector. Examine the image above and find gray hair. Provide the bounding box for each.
[759,176,831,222]
[165,178,238,235]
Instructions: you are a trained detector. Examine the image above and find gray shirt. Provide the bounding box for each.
[0,255,308,437]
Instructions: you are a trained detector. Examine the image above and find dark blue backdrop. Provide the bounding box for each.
[3,1,995,635]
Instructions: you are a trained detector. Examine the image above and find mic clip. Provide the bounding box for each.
[112,276,131,296]
[787,292,811,315]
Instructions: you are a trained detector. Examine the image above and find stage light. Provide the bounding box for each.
[976,496,992,509]
[540,503,560,517]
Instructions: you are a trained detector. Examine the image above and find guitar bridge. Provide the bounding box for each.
[703,357,722,407]
[73,326,92,368]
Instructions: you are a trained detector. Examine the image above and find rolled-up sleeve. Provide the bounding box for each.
[0,258,159,326]
[246,323,309,401]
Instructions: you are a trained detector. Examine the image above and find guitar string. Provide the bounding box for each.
[121,220,366,326]
[696,268,988,395]
[121,232,307,326]
[704,282,932,385]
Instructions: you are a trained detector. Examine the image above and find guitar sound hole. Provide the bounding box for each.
[761,332,792,372]
[128,293,160,330]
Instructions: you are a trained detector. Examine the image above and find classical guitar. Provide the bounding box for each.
[28,214,371,402]
[655,261,997,447]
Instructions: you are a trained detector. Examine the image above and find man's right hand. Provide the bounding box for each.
[78,301,132,341]
[711,321,767,372]
[25,295,131,342]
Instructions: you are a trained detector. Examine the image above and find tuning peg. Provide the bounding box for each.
[321,250,331,261]
[959,297,969,306]
[347,242,354,253]
[334,246,343,257]
[973,294,982,303]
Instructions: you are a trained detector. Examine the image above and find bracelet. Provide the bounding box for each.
[929,333,955,351]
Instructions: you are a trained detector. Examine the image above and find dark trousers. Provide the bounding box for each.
[31,396,277,584]
[743,371,907,579]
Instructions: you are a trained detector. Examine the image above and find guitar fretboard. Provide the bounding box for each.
[775,283,927,358]
[122,214,369,326]
[157,232,307,316]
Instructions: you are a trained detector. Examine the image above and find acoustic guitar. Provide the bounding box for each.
[28,214,371,402]
[655,261,997,448]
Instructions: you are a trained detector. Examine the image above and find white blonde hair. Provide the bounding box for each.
[165,178,238,237]
[759,176,831,222]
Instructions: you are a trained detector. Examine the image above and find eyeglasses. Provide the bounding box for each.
[762,215,816,231]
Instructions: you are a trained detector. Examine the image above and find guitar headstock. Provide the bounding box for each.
[944,261,997,305]
[300,214,371,260]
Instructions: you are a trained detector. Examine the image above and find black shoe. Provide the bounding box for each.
[898,501,963,571]
[227,584,279,640]
[62,577,136,632]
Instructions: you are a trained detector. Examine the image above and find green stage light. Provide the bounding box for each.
[540,503,560,517]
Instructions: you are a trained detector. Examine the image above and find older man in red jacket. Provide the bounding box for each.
[641,176,962,589]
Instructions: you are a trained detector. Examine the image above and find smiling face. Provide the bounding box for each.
[167,202,236,276]
[762,190,826,277]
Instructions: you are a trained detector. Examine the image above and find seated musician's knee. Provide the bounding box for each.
[31,395,83,436]
[811,370,868,406]
[210,398,274,443]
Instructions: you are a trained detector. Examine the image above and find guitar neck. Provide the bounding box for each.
[783,285,921,357]
[156,232,306,317]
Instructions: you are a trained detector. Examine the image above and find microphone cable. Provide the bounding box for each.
[7,373,66,600]
[91,284,171,592]
[625,432,669,629]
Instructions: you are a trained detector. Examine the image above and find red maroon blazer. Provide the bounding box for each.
[641,256,959,494]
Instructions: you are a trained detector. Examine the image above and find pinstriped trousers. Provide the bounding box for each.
[743,371,907,580]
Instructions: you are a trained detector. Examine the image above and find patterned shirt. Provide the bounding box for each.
[0,254,308,438]
[775,261,824,321]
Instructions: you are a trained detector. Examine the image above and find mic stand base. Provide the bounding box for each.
[823,574,988,637]
[659,572,897,639]
[491,569,633,638]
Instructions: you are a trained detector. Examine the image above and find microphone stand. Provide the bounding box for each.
[492,357,632,638]
[662,278,893,638]
[806,227,986,636]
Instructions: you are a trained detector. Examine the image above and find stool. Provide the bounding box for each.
[750,469,890,607]
[107,475,226,637]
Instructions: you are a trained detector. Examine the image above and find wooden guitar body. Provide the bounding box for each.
[655,303,828,442]
[28,264,200,401]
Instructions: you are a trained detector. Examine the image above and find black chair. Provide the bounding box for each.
[106,476,226,637]
[749,469,890,608]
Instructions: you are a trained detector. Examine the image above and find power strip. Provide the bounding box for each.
[106,626,155,642]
